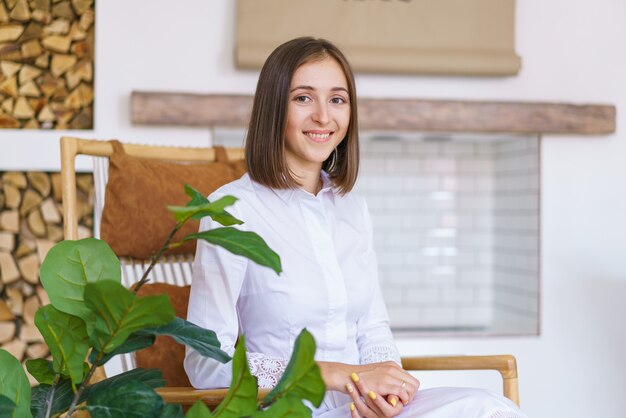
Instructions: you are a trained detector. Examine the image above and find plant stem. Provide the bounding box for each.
[66,352,103,417]
[133,222,183,294]
[44,375,60,418]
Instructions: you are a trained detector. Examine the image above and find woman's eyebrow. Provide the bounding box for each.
[290,85,349,93]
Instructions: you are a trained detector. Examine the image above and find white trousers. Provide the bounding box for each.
[315,387,529,418]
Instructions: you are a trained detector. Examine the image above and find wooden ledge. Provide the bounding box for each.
[131,91,615,135]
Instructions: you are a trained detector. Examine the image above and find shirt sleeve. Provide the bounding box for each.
[356,200,402,366]
[183,198,288,389]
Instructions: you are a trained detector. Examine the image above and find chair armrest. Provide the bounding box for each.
[157,387,271,407]
[401,355,519,406]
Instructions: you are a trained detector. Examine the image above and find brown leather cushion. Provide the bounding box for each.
[135,283,191,387]
[100,140,245,259]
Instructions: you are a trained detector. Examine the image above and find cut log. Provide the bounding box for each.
[18,22,43,43]
[18,254,39,284]
[46,224,63,242]
[28,210,47,238]
[26,342,49,359]
[31,8,52,24]
[50,173,62,201]
[52,1,76,19]
[0,111,19,128]
[44,18,71,35]
[0,3,8,23]
[19,80,42,98]
[20,323,44,343]
[20,189,43,215]
[14,238,35,258]
[42,35,72,53]
[0,299,14,320]
[0,252,20,284]
[28,172,51,197]
[35,51,50,68]
[0,24,24,42]
[3,183,21,208]
[18,65,42,85]
[0,61,22,78]
[77,225,91,239]
[6,287,23,316]
[40,198,60,223]
[9,0,30,21]
[69,106,91,129]
[1,97,14,113]
[1,338,26,360]
[0,210,19,233]
[66,60,92,89]
[39,73,63,97]
[69,20,86,41]
[0,232,14,252]
[0,322,16,343]
[24,119,39,129]
[20,40,43,59]
[37,104,56,122]
[0,75,18,97]
[64,82,92,109]
[76,173,92,194]
[50,53,76,77]
[71,0,93,15]
[23,295,40,324]
[33,0,51,11]
[71,39,91,58]
[2,172,27,188]
[0,43,22,61]
[79,8,94,30]
[17,281,34,297]
[36,239,55,262]
[13,97,35,119]
[36,286,50,306]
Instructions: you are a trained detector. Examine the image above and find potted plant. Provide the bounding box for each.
[0,186,325,417]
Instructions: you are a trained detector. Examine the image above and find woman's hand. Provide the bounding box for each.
[318,361,420,417]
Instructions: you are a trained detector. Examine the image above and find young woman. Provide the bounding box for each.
[185,37,528,418]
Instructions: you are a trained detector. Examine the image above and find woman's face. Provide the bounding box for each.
[284,56,351,175]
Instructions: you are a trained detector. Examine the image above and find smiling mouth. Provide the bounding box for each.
[304,131,333,142]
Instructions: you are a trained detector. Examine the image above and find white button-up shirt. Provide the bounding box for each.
[184,172,400,392]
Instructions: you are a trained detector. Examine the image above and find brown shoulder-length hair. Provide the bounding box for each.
[245,37,359,195]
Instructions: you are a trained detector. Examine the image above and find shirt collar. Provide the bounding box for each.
[263,170,335,204]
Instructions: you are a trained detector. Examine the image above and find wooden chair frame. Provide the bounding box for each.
[60,136,520,407]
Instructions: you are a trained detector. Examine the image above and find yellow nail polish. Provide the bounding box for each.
[368,391,377,400]
[346,383,353,393]
[350,372,359,382]
[390,396,398,407]
[350,402,355,412]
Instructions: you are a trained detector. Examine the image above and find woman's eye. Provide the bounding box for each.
[294,95,311,103]
[331,97,347,104]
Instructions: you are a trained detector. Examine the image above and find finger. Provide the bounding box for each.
[350,401,360,418]
[368,390,403,417]
[347,382,374,417]
[350,374,381,417]
[387,395,399,408]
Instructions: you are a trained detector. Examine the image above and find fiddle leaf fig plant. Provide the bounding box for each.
[0,184,324,417]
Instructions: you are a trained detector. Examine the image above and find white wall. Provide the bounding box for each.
[1,1,624,416]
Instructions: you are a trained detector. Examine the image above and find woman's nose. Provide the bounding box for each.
[312,102,330,124]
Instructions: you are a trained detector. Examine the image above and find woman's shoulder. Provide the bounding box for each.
[209,173,255,201]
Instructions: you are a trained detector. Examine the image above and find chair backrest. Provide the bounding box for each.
[60,136,244,380]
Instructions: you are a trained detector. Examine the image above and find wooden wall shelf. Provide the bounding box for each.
[131,91,615,135]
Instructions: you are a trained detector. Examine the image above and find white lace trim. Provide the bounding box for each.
[247,352,288,388]
[360,344,402,366]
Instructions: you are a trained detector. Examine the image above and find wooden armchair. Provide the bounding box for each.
[60,136,520,407]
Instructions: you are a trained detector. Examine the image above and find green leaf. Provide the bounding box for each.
[159,403,184,418]
[84,380,164,418]
[84,281,175,353]
[85,368,166,401]
[30,379,74,418]
[34,305,89,387]
[0,349,32,418]
[185,401,214,418]
[168,195,242,226]
[252,396,312,418]
[25,359,55,385]
[186,227,282,275]
[0,395,16,417]
[138,317,230,363]
[263,329,325,408]
[90,333,156,366]
[39,238,120,324]
[213,336,258,418]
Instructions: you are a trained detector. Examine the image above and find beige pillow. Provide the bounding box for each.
[100,140,245,259]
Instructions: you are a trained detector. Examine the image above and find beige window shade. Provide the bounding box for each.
[236,0,521,76]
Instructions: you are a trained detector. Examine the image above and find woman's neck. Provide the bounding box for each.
[293,166,322,195]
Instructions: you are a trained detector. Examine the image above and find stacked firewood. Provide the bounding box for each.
[0,171,93,370]
[0,0,95,129]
